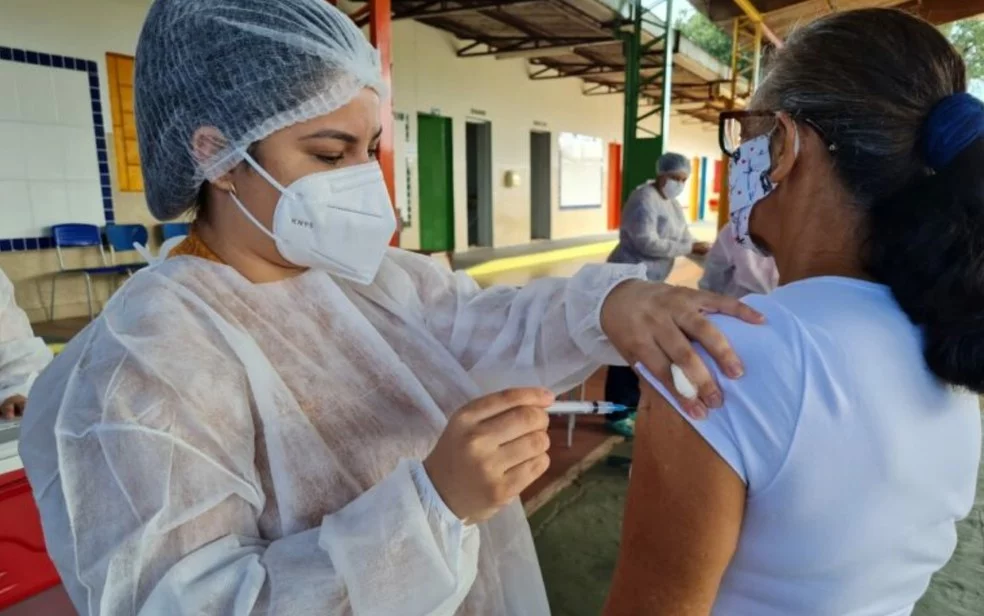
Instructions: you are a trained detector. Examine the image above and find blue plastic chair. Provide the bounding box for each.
[49,224,128,321]
[159,222,191,242]
[104,224,149,274]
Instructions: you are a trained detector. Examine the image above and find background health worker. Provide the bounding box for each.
[19,1,760,615]
[0,267,52,420]
[605,152,712,435]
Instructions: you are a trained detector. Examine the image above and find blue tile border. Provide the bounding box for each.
[0,45,115,252]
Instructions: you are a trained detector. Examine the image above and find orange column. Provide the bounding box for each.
[369,0,398,246]
[607,142,623,231]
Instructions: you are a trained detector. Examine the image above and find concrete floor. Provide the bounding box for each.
[507,233,984,615]
[532,422,984,616]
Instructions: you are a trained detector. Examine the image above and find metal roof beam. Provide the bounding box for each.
[391,0,537,21]
[457,37,612,58]
[528,63,626,80]
[730,0,784,47]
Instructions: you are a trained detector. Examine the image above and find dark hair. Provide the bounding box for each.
[753,9,984,392]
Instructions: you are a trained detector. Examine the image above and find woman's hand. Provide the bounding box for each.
[0,395,26,420]
[424,388,554,525]
[600,280,764,418]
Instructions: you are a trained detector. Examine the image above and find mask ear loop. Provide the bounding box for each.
[227,178,280,245]
[229,150,368,280]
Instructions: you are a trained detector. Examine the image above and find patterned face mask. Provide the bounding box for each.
[728,125,799,255]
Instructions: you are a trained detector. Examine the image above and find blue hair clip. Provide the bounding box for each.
[923,92,984,169]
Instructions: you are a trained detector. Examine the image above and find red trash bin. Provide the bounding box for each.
[0,469,61,609]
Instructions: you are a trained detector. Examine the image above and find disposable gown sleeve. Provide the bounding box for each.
[0,269,52,400]
[698,236,736,295]
[20,288,478,616]
[393,250,646,394]
[624,191,694,260]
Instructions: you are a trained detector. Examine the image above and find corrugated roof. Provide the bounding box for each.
[355,0,747,125]
[690,0,984,39]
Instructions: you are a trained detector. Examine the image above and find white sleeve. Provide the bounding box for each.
[28,421,477,616]
[0,270,52,400]
[139,460,478,616]
[393,250,646,394]
[698,238,736,295]
[637,298,805,491]
[624,193,693,260]
[21,323,478,616]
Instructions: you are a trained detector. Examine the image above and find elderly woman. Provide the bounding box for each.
[18,1,760,615]
[605,152,711,435]
[606,9,982,616]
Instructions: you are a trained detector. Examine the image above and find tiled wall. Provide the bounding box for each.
[0,46,113,252]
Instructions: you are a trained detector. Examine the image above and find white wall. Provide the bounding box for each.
[391,19,720,251]
[0,0,149,128]
[0,61,105,237]
[0,0,152,321]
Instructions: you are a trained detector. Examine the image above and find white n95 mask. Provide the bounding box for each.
[231,151,397,285]
[728,126,799,255]
[662,179,685,200]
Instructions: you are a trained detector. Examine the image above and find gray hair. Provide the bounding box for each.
[751,8,984,392]
[751,8,964,209]
[656,152,690,176]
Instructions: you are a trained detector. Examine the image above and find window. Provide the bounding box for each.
[558,132,604,209]
[106,53,142,192]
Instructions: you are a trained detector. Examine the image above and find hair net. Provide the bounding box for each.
[135,0,386,221]
[656,152,690,176]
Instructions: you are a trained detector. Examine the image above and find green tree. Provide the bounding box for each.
[941,20,984,81]
[678,11,733,66]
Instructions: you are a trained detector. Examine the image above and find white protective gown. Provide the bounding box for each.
[0,268,52,401]
[698,222,779,298]
[607,183,695,282]
[20,248,643,616]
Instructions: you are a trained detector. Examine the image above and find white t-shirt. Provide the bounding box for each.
[643,277,981,616]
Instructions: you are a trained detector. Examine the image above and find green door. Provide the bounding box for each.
[418,114,455,252]
[623,136,663,202]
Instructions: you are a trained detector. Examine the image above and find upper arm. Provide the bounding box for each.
[605,301,805,615]
[604,392,746,616]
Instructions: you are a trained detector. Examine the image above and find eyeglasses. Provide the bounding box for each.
[718,110,837,157]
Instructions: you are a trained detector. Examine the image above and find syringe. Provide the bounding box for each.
[547,401,631,415]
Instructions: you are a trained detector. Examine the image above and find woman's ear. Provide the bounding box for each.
[191,126,236,193]
[768,113,799,184]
